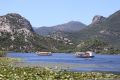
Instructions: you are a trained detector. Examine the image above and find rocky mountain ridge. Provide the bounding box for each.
[91,15,106,24]
[71,10,120,52]
[0,13,34,38]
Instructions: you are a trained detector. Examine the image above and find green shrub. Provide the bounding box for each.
[0,51,7,57]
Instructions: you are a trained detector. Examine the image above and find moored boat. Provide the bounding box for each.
[36,52,52,56]
[75,51,95,58]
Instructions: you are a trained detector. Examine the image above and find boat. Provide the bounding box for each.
[75,51,95,58]
[36,52,52,56]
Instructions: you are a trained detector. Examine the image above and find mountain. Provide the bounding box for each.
[71,10,120,50]
[34,21,86,36]
[0,13,72,52]
[34,26,54,36]
[53,21,86,32]
[2,10,120,53]
[0,13,35,51]
[89,15,106,27]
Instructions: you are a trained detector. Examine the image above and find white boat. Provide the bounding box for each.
[36,52,52,56]
[75,51,95,58]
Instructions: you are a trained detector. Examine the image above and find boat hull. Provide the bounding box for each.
[36,52,52,56]
[76,56,94,58]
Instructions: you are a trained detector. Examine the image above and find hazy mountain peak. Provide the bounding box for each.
[53,21,86,32]
[67,21,83,24]
[34,21,86,36]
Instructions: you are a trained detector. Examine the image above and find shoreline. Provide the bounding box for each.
[11,61,120,73]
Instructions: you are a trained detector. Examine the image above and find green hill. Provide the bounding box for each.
[68,10,120,53]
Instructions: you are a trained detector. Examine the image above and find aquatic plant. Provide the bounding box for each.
[0,58,120,80]
[0,66,120,80]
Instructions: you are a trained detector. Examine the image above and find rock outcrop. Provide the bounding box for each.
[0,13,34,36]
[91,15,106,24]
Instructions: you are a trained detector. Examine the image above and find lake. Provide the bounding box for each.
[6,52,120,73]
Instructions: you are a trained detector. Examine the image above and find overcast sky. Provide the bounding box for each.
[0,0,120,27]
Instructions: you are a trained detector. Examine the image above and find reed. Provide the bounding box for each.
[0,51,7,57]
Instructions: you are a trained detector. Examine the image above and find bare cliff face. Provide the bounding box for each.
[91,15,106,25]
[0,13,34,36]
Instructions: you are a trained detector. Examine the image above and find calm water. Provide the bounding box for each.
[6,52,120,72]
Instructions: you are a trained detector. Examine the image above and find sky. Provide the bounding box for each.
[0,0,120,27]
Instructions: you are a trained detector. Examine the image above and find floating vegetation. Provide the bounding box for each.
[0,66,120,80]
[0,58,120,80]
[0,57,22,64]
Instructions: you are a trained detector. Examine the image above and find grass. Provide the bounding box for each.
[0,51,7,57]
[0,57,120,80]
[0,57,22,64]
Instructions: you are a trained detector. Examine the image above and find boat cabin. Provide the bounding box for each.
[36,52,52,56]
[75,51,94,58]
